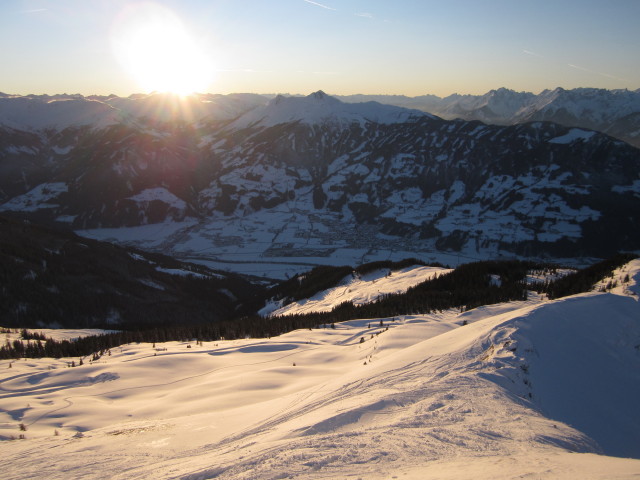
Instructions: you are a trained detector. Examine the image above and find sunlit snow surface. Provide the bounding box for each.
[1,261,640,479]
[261,265,453,316]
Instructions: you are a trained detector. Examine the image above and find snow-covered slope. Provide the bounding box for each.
[261,265,452,316]
[2,261,639,479]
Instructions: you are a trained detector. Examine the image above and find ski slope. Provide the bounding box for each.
[1,261,639,479]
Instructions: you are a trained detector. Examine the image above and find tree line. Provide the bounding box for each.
[535,253,636,298]
[1,255,636,360]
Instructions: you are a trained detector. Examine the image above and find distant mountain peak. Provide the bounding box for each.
[309,90,329,100]
[229,90,429,129]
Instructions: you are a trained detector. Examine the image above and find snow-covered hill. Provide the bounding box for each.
[1,261,639,479]
[261,264,452,316]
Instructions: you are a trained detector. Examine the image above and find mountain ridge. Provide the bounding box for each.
[336,87,640,148]
[228,90,431,129]
[3,86,640,147]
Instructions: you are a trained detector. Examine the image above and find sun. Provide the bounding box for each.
[111,3,213,95]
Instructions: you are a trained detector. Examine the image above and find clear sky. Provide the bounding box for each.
[1,0,639,97]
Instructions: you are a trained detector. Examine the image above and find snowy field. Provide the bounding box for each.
[1,261,639,479]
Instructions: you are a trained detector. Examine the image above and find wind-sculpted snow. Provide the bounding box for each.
[513,294,640,458]
[1,261,639,479]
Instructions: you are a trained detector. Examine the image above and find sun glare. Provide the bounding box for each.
[111,3,213,95]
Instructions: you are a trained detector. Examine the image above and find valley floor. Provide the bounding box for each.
[1,263,640,479]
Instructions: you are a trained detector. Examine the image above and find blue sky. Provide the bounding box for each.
[1,0,639,96]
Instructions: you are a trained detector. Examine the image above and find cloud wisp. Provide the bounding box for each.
[522,50,629,84]
[568,63,628,82]
[302,0,336,11]
[522,49,543,58]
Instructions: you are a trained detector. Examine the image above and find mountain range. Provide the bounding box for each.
[336,87,640,148]
[2,88,640,479]
[0,89,638,278]
[4,87,638,146]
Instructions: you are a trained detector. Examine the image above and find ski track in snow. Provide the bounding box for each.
[1,261,639,479]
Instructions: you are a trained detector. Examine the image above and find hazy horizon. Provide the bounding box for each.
[3,85,640,100]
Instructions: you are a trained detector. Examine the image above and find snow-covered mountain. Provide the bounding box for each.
[338,87,640,148]
[229,90,430,129]
[2,260,639,479]
[0,96,121,131]
[430,87,537,125]
[1,91,639,277]
[102,91,268,124]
